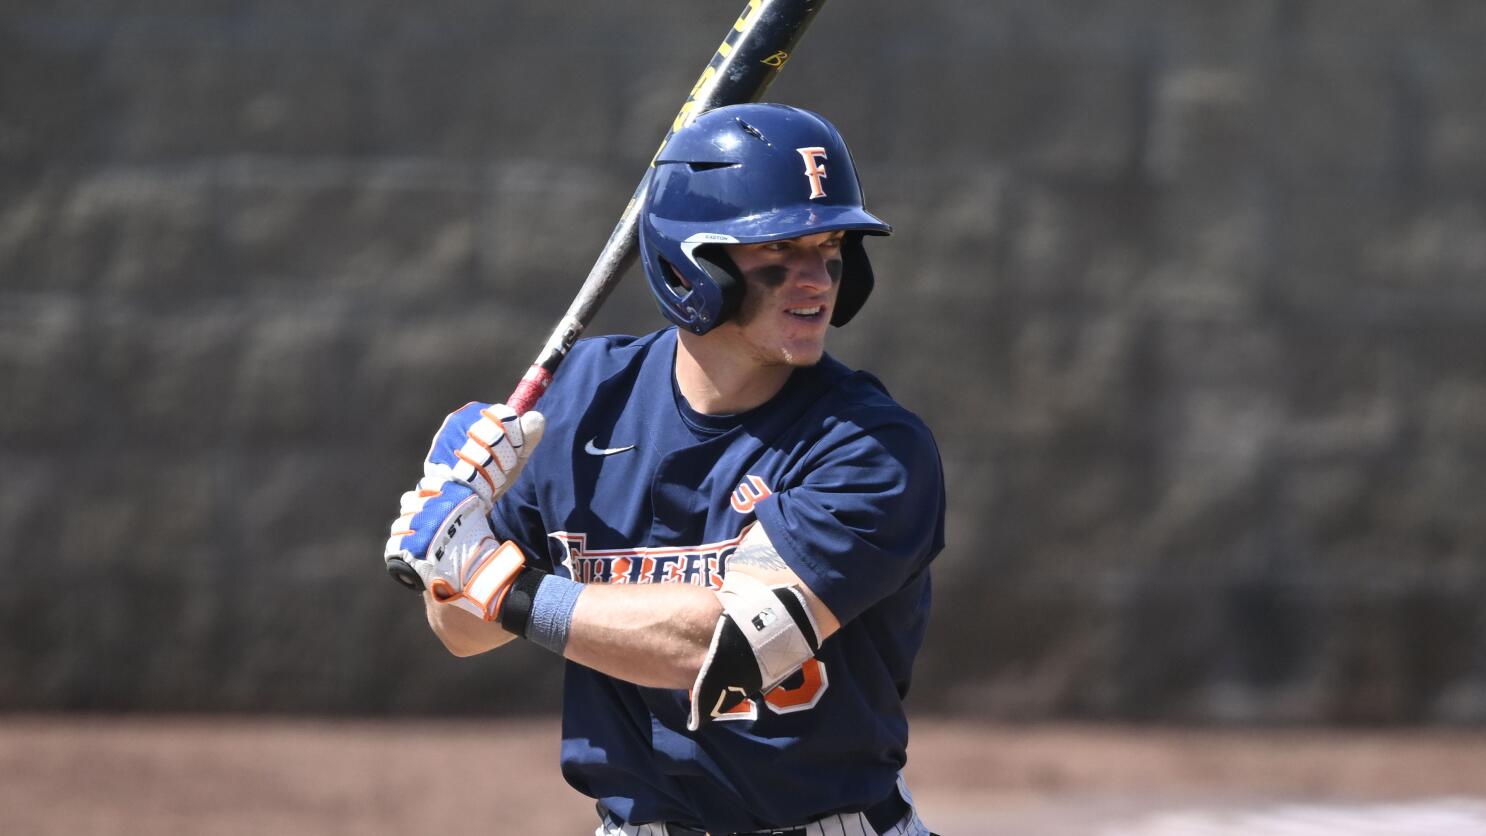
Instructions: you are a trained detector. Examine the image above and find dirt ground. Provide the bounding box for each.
[3,716,1486,835]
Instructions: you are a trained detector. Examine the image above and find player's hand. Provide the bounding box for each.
[384,475,527,621]
[425,402,545,509]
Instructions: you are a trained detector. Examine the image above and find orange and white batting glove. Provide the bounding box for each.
[385,476,528,621]
[424,402,545,510]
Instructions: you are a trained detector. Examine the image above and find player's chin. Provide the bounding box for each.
[777,339,828,368]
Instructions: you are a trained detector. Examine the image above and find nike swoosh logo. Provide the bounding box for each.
[584,438,636,456]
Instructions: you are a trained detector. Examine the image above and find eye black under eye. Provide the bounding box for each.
[750,264,790,287]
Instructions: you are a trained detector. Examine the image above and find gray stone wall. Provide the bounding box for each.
[3,0,1484,722]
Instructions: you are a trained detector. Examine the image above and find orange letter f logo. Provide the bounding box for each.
[796,146,828,199]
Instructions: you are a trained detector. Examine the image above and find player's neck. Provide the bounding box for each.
[674,329,793,415]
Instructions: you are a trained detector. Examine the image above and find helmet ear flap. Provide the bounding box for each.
[694,245,745,326]
[831,232,875,327]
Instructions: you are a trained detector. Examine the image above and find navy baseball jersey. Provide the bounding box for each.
[489,327,945,833]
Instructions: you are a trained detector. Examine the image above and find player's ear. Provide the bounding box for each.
[665,262,694,290]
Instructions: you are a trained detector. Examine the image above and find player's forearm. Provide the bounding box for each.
[562,583,722,689]
[424,592,519,657]
[422,573,718,683]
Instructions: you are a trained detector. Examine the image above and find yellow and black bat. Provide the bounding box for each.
[504,0,829,414]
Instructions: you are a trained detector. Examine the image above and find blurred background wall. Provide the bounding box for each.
[3,0,1484,724]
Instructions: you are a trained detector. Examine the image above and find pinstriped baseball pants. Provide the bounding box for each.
[593,775,933,836]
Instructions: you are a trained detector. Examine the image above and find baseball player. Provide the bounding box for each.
[386,104,945,836]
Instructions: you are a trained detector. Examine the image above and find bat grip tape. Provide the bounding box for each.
[499,567,583,654]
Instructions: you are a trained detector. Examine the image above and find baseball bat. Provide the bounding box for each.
[388,0,830,591]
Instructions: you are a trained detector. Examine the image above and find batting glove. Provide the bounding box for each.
[425,403,545,509]
[384,476,527,621]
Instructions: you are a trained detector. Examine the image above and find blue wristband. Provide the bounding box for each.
[525,573,584,654]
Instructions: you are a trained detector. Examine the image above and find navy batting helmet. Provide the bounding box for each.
[638,104,891,335]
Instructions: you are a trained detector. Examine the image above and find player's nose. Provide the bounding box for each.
[790,251,839,291]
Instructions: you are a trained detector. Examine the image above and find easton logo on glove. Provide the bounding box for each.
[385,478,529,622]
[435,513,468,562]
